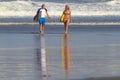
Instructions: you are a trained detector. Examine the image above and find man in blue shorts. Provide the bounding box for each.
[36,4,50,33]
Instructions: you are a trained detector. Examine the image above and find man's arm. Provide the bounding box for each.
[45,8,50,19]
[46,11,50,19]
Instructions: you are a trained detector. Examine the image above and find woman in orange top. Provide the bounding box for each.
[63,5,72,33]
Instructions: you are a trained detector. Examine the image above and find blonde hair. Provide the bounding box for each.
[65,5,70,11]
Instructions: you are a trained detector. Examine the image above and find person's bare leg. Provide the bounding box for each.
[40,25,44,34]
[66,21,69,33]
[40,24,44,31]
[40,24,42,32]
[64,20,69,33]
[42,25,44,31]
[64,22,66,33]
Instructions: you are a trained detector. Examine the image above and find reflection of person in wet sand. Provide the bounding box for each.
[61,33,71,73]
[40,33,47,77]
[35,33,48,78]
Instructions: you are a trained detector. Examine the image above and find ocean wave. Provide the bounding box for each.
[0,0,120,17]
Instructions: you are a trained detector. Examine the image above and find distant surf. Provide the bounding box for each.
[0,0,120,18]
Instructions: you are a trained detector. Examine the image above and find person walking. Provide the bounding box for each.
[62,5,72,33]
[34,4,50,33]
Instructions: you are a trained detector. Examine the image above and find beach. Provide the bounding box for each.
[0,24,120,80]
[0,0,120,80]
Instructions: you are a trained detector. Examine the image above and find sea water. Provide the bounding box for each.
[0,0,120,23]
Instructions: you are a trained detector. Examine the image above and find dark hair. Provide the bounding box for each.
[41,4,45,8]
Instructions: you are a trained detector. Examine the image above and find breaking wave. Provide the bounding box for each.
[0,0,120,18]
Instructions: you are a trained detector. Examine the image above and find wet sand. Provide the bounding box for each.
[0,24,120,80]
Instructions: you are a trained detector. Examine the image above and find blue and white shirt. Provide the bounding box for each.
[37,8,47,18]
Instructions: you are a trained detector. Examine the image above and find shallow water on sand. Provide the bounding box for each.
[0,25,120,80]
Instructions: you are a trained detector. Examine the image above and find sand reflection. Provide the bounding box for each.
[35,33,48,79]
[61,33,72,79]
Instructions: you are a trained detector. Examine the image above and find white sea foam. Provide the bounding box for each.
[0,0,120,18]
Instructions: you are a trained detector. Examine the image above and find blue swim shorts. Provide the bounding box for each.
[39,18,46,25]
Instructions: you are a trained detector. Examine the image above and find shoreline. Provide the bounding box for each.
[0,22,120,26]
